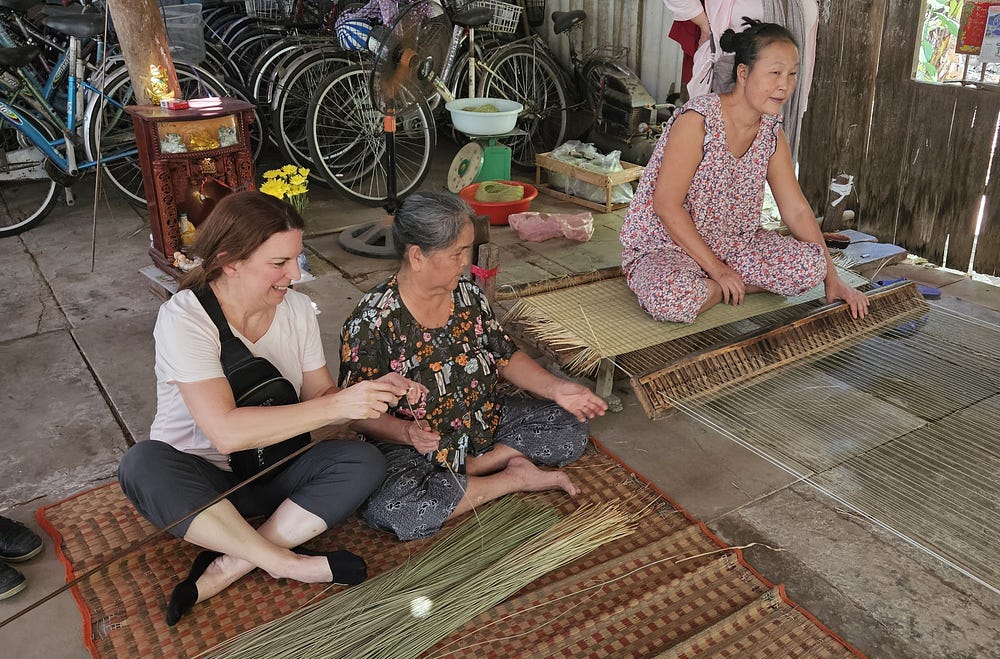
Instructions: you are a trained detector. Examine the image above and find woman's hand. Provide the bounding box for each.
[404,420,440,454]
[552,380,608,423]
[330,380,408,421]
[708,264,746,305]
[825,277,869,319]
[377,372,427,406]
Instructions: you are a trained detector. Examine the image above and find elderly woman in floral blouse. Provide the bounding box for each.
[340,192,607,541]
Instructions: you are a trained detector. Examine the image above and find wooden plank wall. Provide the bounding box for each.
[800,0,1000,275]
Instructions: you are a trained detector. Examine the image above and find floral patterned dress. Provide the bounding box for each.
[620,94,826,323]
[340,275,588,540]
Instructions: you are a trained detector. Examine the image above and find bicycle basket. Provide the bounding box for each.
[244,0,293,21]
[523,0,544,26]
[465,0,523,34]
[163,3,205,65]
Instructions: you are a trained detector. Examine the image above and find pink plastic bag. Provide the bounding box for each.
[508,212,594,242]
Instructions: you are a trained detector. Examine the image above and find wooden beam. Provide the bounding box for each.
[106,0,180,104]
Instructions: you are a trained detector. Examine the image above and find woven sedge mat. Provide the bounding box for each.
[36,444,862,658]
[503,270,868,375]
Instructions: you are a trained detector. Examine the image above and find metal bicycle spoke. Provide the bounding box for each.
[479,44,568,168]
[308,64,435,206]
[272,48,357,171]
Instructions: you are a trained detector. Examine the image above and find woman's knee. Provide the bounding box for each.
[118,441,177,502]
[627,253,706,323]
[362,492,445,541]
[638,282,706,323]
[312,440,387,494]
[545,407,589,467]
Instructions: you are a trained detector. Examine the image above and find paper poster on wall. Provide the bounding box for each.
[982,5,1000,62]
[958,1,1000,55]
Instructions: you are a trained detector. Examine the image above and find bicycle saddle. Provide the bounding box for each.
[0,45,39,71]
[0,0,42,12]
[452,6,493,29]
[43,12,105,39]
[551,10,586,35]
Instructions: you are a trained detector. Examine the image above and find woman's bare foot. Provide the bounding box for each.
[504,456,580,496]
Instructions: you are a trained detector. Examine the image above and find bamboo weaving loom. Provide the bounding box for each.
[631,280,930,418]
[502,271,927,417]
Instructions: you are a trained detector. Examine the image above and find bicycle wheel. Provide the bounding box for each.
[272,48,355,170]
[478,44,568,168]
[0,111,60,237]
[84,64,236,206]
[222,80,270,163]
[307,64,435,206]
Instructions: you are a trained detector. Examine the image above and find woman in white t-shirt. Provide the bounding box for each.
[118,191,421,626]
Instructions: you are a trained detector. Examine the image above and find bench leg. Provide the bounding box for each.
[595,358,623,412]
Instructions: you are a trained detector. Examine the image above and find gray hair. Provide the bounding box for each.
[392,191,473,259]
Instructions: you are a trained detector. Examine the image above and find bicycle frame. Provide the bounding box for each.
[0,78,136,183]
[10,20,133,172]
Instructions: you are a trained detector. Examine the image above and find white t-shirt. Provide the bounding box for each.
[149,288,326,469]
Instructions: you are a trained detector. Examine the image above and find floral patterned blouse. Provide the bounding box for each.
[621,93,782,269]
[340,275,516,472]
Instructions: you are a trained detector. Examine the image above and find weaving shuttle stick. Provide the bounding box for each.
[631,281,930,419]
[496,266,623,300]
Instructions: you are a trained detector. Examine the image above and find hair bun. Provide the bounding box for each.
[719,28,739,53]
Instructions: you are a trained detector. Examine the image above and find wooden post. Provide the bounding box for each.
[106,0,181,104]
[821,173,853,232]
[476,243,499,302]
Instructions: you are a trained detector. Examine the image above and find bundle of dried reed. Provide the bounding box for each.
[206,498,635,659]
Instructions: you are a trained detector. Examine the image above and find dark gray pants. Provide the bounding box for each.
[363,397,589,541]
[118,439,386,538]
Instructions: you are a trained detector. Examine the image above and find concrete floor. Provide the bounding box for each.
[1,144,1000,658]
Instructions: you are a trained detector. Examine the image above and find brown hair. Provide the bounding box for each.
[179,191,304,291]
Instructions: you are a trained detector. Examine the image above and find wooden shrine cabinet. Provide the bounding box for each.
[127,99,255,276]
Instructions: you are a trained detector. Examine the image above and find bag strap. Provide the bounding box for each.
[192,285,256,373]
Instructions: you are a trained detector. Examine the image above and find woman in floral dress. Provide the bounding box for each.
[341,192,608,541]
[621,20,868,324]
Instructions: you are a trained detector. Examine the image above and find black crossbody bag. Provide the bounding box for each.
[194,285,310,482]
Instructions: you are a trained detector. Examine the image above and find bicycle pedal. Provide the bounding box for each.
[43,158,81,187]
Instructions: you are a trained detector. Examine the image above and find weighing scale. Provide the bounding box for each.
[447,128,527,193]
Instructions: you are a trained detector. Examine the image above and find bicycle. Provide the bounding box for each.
[304,0,508,205]
[0,8,238,236]
[477,2,666,168]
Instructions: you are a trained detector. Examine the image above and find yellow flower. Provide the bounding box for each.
[260,164,309,211]
[260,178,289,199]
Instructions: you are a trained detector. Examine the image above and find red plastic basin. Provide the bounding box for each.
[459,180,538,226]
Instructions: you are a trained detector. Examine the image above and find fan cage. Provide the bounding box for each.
[244,0,294,20]
[461,0,523,34]
[523,0,545,26]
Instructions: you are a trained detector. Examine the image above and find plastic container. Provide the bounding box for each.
[447,98,523,136]
[459,180,538,226]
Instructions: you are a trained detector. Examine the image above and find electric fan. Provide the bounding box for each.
[337,0,452,258]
